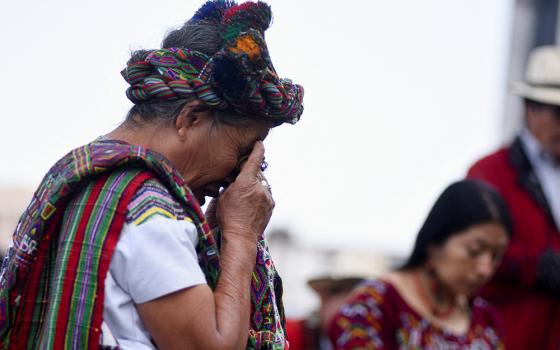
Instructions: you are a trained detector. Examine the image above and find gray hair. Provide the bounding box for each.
[125,20,260,128]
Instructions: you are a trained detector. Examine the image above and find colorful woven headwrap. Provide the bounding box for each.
[121,0,304,125]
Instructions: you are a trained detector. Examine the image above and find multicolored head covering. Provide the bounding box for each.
[121,0,304,125]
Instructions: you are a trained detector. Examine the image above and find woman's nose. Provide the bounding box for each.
[475,252,495,279]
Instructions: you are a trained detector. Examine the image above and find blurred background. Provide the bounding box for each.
[0,0,557,321]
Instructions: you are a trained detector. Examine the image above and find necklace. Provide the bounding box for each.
[413,271,457,319]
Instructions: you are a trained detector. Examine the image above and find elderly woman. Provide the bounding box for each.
[0,1,303,349]
[328,180,512,349]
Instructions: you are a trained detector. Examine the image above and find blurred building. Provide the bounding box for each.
[267,228,401,319]
[0,188,33,253]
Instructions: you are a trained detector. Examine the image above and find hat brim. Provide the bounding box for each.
[511,81,560,106]
[307,276,363,296]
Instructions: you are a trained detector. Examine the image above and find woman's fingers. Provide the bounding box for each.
[239,141,265,180]
[205,197,219,229]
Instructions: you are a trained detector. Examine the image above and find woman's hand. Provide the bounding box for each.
[138,142,273,350]
[205,197,219,229]
[217,141,274,243]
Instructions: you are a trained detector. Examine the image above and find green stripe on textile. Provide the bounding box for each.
[0,140,225,349]
[40,183,94,349]
[67,170,139,349]
[83,147,91,175]
[27,237,58,349]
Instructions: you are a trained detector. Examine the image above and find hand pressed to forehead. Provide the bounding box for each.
[215,140,275,240]
[235,155,268,174]
[226,142,268,184]
[238,141,265,179]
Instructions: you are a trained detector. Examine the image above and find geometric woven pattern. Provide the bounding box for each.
[0,139,286,349]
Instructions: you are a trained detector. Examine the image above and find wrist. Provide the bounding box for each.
[221,229,257,256]
[222,227,259,245]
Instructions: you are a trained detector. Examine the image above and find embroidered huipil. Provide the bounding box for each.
[328,280,504,350]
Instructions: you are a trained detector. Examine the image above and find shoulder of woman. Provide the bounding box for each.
[125,176,191,226]
[327,278,398,349]
[338,278,397,314]
[471,297,501,324]
[470,297,506,341]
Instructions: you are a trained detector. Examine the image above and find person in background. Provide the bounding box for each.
[467,46,560,350]
[286,276,363,350]
[0,1,304,349]
[328,180,511,349]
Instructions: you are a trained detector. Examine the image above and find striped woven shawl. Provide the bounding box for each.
[0,140,286,349]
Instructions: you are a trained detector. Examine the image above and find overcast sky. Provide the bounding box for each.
[0,0,512,257]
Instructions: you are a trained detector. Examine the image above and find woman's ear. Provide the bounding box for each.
[175,101,206,140]
[175,112,189,140]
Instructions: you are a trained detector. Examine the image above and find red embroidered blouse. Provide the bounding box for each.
[327,279,504,350]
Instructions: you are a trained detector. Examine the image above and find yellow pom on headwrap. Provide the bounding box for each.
[229,34,261,63]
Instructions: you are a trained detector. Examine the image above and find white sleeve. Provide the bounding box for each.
[109,216,207,304]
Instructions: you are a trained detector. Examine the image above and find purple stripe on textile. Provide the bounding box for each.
[134,186,173,203]
[59,200,82,244]
[127,182,176,213]
[71,170,129,347]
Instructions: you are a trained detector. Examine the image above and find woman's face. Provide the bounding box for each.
[178,108,270,205]
[427,222,509,296]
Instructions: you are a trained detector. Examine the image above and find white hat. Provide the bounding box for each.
[512,46,560,106]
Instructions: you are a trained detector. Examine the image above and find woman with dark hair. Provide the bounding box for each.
[328,180,511,349]
[0,1,303,349]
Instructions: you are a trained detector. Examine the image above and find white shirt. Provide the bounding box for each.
[520,128,560,230]
[101,216,207,349]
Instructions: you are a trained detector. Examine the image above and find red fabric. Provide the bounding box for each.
[11,215,62,349]
[327,279,505,349]
[285,319,306,350]
[11,171,153,349]
[52,174,106,349]
[468,147,560,350]
[89,171,153,349]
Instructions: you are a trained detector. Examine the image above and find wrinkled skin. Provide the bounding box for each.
[105,100,276,349]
